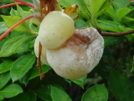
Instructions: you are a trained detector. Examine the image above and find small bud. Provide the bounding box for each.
[64,4,79,19]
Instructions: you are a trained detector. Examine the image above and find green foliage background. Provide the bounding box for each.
[0,0,134,101]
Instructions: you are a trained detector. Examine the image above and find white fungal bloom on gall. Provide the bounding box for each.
[46,27,104,79]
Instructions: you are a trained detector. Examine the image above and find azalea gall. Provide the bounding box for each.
[38,11,75,49]
[46,27,104,79]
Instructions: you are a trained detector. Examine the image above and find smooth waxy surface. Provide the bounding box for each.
[38,11,75,49]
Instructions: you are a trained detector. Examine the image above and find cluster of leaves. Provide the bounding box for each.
[0,0,134,101]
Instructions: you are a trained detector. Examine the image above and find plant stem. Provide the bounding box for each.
[101,30,134,36]
[0,15,35,40]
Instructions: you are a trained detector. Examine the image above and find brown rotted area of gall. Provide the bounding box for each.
[57,30,91,62]
[62,31,91,49]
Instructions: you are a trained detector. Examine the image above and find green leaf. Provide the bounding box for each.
[0,95,4,101]
[59,0,112,25]
[22,0,32,3]
[0,38,7,50]
[58,0,72,7]
[74,0,90,20]
[14,36,35,54]
[10,54,36,82]
[28,65,51,80]
[125,34,134,42]
[0,84,23,98]
[34,85,52,101]
[81,84,108,101]
[105,5,117,20]
[51,85,72,101]
[131,56,134,72]
[96,0,113,18]
[0,72,10,89]
[116,8,131,21]
[0,22,8,34]
[10,92,36,101]
[10,5,32,19]
[98,20,122,32]
[99,20,132,32]
[71,75,86,88]
[108,69,134,101]
[122,17,134,22]
[84,0,106,18]
[112,0,131,10]
[104,37,124,47]
[0,60,13,74]
[1,15,30,32]
[74,19,88,28]
[14,41,32,54]
[0,34,34,57]
[20,65,51,86]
